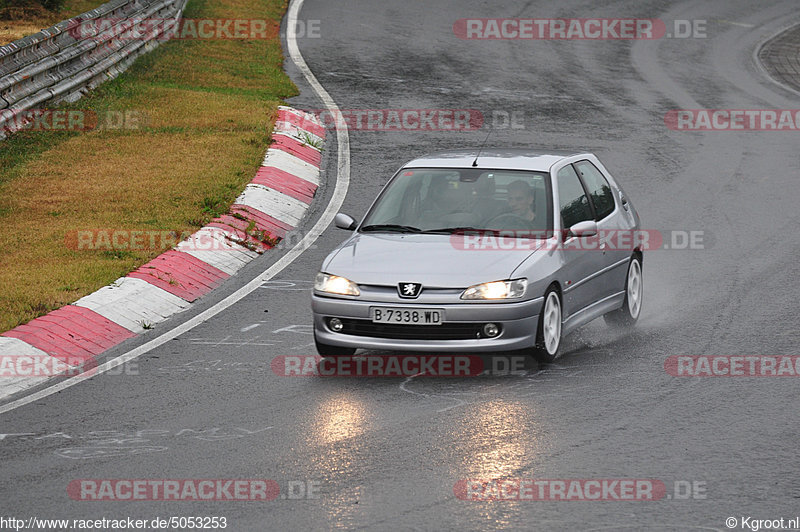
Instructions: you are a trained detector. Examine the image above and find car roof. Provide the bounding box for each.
[403,148,589,172]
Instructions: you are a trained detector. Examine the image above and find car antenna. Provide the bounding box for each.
[472,128,493,167]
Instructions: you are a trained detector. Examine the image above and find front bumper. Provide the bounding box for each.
[311,293,543,353]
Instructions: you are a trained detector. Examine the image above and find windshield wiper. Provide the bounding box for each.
[420,227,492,234]
[360,224,422,233]
[422,227,550,238]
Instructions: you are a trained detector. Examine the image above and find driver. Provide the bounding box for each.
[506,180,536,222]
[425,178,462,213]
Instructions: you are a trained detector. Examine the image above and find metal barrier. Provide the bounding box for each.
[0,0,187,137]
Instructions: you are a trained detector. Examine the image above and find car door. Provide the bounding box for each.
[573,159,629,301]
[555,164,602,320]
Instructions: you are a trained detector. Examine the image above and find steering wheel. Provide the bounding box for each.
[485,213,535,231]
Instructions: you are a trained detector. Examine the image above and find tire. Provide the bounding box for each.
[532,286,563,363]
[604,254,643,327]
[314,333,356,358]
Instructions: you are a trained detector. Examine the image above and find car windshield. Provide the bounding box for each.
[360,167,552,235]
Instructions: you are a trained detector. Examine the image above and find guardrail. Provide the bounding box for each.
[0,0,187,137]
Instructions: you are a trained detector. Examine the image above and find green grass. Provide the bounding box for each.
[0,0,107,45]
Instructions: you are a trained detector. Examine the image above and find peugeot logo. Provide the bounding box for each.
[398,282,422,299]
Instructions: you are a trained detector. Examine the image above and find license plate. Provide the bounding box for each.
[370,307,444,325]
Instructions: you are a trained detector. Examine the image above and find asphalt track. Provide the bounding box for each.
[2,0,800,530]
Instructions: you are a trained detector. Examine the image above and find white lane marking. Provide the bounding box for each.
[290,342,316,350]
[240,324,260,332]
[399,374,468,413]
[187,340,278,347]
[232,335,264,349]
[271,324,312,335]
[0,0,350,415]
[752,22,800,100]
[259,280,314,290]
[717,19,755,28]
[211,335,231,349]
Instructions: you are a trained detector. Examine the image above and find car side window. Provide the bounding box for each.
[556,165,593,229]
[574,160,615,220]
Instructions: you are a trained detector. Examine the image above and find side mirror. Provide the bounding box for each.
[568,220,598,238]
[334,213,358,230]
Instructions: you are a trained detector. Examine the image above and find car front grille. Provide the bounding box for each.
[337,319,486,340]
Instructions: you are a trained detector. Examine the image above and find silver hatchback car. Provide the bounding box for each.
[311,149,643,362]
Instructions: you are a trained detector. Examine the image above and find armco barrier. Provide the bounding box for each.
[0,0,187,137]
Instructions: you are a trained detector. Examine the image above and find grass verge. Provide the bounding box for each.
[1,0,106,45]
[0,0,297,333]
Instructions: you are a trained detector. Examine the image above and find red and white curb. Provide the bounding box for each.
[0,106,324,399]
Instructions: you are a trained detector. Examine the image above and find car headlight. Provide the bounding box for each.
[314,272,360,296]
[461,279,527,300]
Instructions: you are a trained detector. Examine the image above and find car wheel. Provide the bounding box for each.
[314,332,356,358]
[532,286,562,363]
[604,254,643,327]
